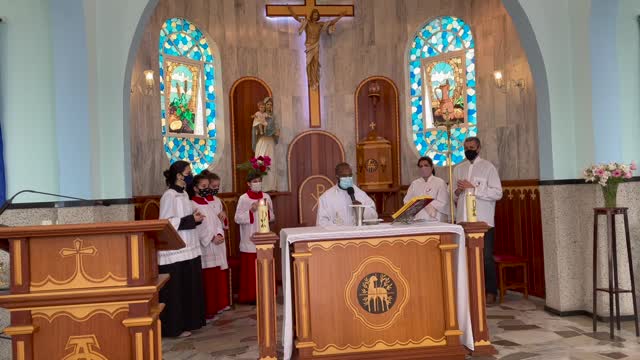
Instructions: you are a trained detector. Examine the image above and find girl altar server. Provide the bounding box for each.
[404,156,450,222]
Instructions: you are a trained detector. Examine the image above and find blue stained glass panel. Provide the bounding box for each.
[409,16,476,166]
[160,18,218,172]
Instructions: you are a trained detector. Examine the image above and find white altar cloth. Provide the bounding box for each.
[280,222,473,360]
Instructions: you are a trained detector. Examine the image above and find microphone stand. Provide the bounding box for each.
[0,190,93,220]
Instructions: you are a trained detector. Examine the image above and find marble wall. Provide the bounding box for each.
[542,181,640,317]
[130,0,538,195]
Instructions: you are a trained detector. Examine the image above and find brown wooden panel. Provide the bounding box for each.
[355,76,401,186]
[32,311,130,360]
[494,183,545,298]
[230,77,272,193]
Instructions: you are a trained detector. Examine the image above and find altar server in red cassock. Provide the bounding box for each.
[234,172,274,303]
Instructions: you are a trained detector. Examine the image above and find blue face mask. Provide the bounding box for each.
[339,176,353,189]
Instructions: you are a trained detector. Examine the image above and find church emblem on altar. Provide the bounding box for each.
[63,335,108,360]
[345,256,410,330]
[357,273,397,314]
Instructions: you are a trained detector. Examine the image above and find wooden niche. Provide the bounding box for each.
[230,77,272,193]
[355,76,401,217]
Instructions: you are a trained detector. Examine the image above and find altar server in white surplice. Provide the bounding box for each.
[453,136,502,304]
[316,162,377,226]
[234,172,275,303]
[404,156,450,222]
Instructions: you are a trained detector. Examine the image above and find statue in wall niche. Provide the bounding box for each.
[288,6,346,90]
[252,97,279,192]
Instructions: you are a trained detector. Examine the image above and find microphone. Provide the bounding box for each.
[0,190,100,219]
[346,187,356,203]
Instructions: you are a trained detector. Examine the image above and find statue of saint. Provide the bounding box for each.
[253,97,279,192]
[288,6,345,90]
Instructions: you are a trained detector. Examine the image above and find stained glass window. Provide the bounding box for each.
[408,16,476,166]
[159,18,218,173]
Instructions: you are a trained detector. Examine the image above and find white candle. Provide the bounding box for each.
[466,191,477,222]
[258,199,270,233]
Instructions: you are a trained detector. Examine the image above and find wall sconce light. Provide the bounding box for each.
[143,69,155,95]
[493,70,525,92]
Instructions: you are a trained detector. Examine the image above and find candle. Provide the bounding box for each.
[258,199,270,233]
[466,191,477,222]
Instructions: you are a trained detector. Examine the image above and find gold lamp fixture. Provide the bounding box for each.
[493,70,524,91]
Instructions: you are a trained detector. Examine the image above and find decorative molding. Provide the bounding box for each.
[123,317,155,328]
[308,235,440,251]
[3,325,38,336]
[33,302,129,323]
[312,335,446,356]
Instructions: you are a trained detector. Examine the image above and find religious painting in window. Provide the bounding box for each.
[408,16,476,166]
[159,18,219,172]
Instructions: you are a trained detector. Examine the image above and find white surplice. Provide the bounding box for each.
[192,196,228,270]
[234,192,274,253]
[316,185,377,226]
[280,223,474,359]
[404,175,450,222]
[158,188,202,265]
[453,157,503,226]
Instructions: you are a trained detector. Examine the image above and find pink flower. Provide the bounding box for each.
[624,172,633,179]
[595,168,605,177]
[612,169,622,177]
[257,156,264,162]
[631,161,637,171]
[259,165,267,172]
[263,157,272,166]
[250,157,257,164]
[252,163,259,170]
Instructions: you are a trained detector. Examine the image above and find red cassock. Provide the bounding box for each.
[238,252,258,303]
[202,267,231,317]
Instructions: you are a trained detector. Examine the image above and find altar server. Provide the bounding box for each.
[404,156,450,222]
[234,172,274,303]
[158,161,206,338]
[316,162,377,226]
[191,174,229,320]
[453,136,503,303]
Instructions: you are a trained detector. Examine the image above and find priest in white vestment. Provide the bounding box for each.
[453,136,502,303]
[404,156,450,222]
[316,162,377,226]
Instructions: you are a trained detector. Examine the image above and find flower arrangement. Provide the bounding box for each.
[237,156,271,177]
[168,93,195,131]
[583,161,637,207]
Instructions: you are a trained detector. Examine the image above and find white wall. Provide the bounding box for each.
[618,0,640,164]
[0,0,59,202]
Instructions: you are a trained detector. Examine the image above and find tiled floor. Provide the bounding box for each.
[162,293,640,359]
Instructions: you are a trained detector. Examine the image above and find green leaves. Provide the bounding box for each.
[169,94,195,129]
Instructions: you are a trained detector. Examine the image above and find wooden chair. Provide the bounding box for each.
[493,254,528,303]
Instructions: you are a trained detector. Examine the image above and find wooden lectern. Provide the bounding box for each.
[0,220,184,360]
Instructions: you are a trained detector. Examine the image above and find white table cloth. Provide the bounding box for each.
[280,222,473,360]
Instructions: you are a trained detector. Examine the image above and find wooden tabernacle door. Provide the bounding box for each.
[0,220,184,360]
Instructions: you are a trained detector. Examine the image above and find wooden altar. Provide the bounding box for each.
[254,222,495,360]
[0,220,183,360]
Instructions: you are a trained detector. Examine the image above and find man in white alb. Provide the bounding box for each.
[453,137,503,304]
[316,162,377,226]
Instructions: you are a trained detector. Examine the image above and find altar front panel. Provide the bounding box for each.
[293,233,463,358]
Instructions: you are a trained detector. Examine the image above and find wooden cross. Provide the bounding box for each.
[266,1,354,128]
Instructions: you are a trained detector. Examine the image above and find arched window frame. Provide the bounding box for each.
[158,17,224,173]
[406,16,477,166]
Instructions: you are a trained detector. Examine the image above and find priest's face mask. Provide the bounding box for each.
[336,165,354,189]
[463,139,480,161]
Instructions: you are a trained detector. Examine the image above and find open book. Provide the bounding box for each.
[391,195,434,224]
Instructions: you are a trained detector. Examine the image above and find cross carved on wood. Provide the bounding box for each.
[266,1,354,128]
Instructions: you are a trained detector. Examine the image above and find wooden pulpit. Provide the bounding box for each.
[0,220,184,360]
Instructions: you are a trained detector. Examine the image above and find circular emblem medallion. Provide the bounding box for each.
[365,159,378,173]
[357,273,397,314]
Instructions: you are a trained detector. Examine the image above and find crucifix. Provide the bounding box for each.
[266,1,354,128]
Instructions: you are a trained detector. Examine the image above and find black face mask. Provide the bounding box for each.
[199,188,215,198]
[211,189,219,196]
[184,175,194,186]
[464,150,478,161]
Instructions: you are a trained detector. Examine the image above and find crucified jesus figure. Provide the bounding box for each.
[288,6,345,90]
